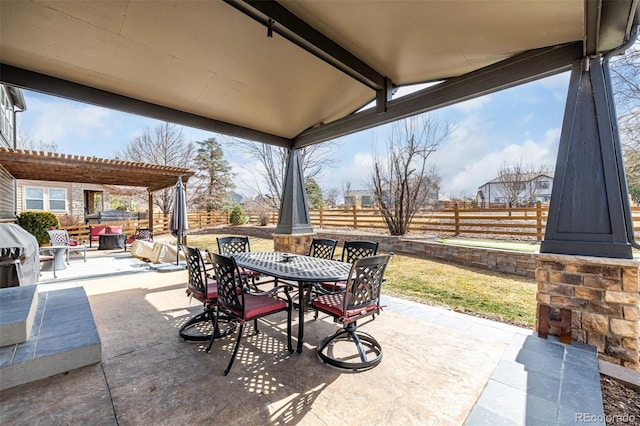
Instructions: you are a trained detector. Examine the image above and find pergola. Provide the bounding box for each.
[0,147,195,228]
[0,0,638,258]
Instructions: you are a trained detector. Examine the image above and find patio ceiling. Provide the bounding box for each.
[0,148,194,192]
[0,1,638,148]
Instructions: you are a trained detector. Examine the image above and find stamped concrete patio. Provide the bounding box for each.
[0,249,604,425]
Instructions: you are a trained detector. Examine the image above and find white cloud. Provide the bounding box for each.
[440,127,561,196]
[451,95,492,113]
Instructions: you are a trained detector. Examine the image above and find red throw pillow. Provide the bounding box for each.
[90,225,107,236]
[107,225,123,234]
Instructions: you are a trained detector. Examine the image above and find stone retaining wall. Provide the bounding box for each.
[204,226,537,278]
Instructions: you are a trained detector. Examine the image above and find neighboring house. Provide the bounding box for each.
[477,173,554,207]
[344,189,375,208]
[0,84,26,222]
[16,179,111,224]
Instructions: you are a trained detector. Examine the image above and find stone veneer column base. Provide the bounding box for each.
[273,233,314,255]
[535,253,640,370]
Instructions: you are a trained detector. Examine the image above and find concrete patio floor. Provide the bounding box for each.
[0,249,604,425]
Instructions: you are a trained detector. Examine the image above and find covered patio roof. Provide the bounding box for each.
[0,148,194,192]
[0,1,637,148]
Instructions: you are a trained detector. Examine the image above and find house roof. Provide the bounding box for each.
[1,1,637,149]
[0,148,194,192]
[479,173,555,188]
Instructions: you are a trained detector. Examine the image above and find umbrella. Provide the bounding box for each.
[169,176,188,264]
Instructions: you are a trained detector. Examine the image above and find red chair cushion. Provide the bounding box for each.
[187,282,218,304]
[311,293,378,319]
[243,294,287,319]
[107,225,123,234]
[89,225,108,240]
[68,240,78,246]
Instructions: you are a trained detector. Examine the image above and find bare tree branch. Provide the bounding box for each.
[370,115,446,235]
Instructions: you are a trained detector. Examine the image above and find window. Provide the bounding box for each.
[536,181,550,189]
[25,188,44,210]
[361,195,372,207]
[49,189,66,210]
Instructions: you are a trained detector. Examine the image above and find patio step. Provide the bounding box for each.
[0,285,38,347]
[0,286,102,391]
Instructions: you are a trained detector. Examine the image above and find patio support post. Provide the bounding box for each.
[273,149,314,254]
[540,56,635,258]
[535,52,640,370]
[147,189,153,235]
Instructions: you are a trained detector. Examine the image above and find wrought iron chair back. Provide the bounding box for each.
[208,252,245,315]
[183,245,209,299]
[341,240,379,263]
[308,238,337,260]
[341,254,389,322]
[217,236,251,255]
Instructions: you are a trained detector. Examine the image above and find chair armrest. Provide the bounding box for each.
[308,282,346,296]
[246,283,294,302]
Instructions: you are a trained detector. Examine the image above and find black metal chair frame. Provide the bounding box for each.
[307,238,337,260]
[315,240,380,297]
[208,251,293,376]
[341,240,379,263]
[217,235,270,289]
[125,227,153,251]
[310,253,391,371]
[179,246,235,342]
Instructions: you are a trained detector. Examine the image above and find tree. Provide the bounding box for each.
[17,132,59,152]
[226,138,338,209]
[492,160,553,206]
[191,138,234,211]
[610,40,640,203]
[370,115,447,235]
[305,178,323,209]
[115,122,195,215]
[324,187,339,208]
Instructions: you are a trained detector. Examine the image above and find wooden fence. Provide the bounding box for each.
[59,205,640,243]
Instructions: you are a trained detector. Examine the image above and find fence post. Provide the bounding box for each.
[319,207,324,228]
[454,203,460,236]
[536,201,543,241]
[352,205,358,229]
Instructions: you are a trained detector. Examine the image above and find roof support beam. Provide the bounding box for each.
[0,64,293,149]
[293,42,584,148]
[223,0,389,91]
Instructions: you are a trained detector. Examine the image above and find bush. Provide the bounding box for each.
[228,204,246,226]
[17,211,59,245]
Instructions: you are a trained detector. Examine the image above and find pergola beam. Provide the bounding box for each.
[293,42,584,148]
[0,64,293,149]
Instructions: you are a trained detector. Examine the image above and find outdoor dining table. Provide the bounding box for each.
[232,251,352,353]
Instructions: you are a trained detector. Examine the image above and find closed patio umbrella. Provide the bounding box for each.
[169,176,188,265]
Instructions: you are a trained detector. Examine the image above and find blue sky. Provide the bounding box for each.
[17,71,570,198]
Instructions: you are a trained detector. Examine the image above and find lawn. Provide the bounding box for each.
[186,234,538,327]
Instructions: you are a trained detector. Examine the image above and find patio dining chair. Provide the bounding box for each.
[307,238,337,260]
[179,246,235,343]
[310,253,391,371]
[216,236,264,289]
[207,252,293,376]
[317,240,379,293]
[47,229,87,264]
[125,227,153,251]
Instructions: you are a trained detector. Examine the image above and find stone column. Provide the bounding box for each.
[273,233,314,255]
[535,253,640,370]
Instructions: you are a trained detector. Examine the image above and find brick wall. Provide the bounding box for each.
[536,253,640,370]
